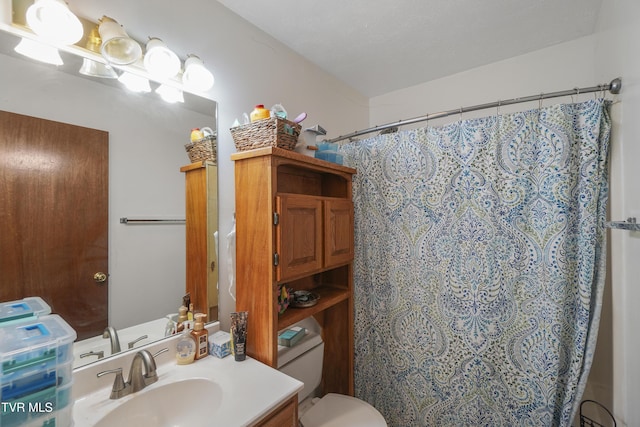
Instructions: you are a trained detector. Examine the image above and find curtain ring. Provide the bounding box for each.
[539,93,544,110]
[497,100,501,116]
[575,87,580,103]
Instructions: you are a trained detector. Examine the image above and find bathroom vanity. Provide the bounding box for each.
[231,147,356,396]
[72,323,303,426]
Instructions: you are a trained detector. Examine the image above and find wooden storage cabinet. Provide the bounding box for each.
[181,161,219,321]
[232,147,356,397]
[275,195,353,281]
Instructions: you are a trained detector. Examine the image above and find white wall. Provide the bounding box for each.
[592,0,640,425]
[370,35,599,127]
[370,3,640,423]
[188,3,370,330]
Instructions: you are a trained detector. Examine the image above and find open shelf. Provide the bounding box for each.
[278,286,350,330]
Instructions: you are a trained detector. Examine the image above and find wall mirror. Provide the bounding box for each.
[0,27,218,368]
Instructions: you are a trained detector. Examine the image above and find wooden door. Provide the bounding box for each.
[0,110,108,340]
[324,198,354,267]
[275,194,323,281]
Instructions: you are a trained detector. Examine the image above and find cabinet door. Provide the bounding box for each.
[324,198,354,267]
[276,195,323,281]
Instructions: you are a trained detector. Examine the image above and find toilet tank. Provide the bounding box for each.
[278,330,324,402]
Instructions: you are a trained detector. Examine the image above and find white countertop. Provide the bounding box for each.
[72,323,303,426]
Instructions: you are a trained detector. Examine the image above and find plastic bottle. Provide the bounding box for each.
[176,305,188,333]
[190,128,204,142]
[250,104,270,122]
[175,328,196,365]
[191,313,209,360]
[188,303,194,322]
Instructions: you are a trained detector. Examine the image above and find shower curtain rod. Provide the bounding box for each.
[326,78,622,143]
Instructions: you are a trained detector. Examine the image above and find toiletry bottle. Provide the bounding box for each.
[250,104,270,122]
[176,327,196,365]
[176,305,188,333]
[188,303,194,322]
[191,313,208,360]
[190,128,204,142]
[230,311,248,361]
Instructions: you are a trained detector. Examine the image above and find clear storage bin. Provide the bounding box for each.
[1,315,75,408]
[0,297,51,326]
[0,381,72,427]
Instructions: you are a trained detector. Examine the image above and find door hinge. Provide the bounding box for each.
[273,212,279,225]
[273,253,279,266]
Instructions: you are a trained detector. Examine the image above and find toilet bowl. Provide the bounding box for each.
[299,393,386,427]
[277,320,386,427]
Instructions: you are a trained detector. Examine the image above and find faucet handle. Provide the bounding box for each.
[80,350,105,359]
[97,367,129,399]
[153,348,169,358]
[127,334,149,349]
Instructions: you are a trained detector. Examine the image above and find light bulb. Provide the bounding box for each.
[26,0,83,45]
[144,38,181,80]
[182,55,214,91]
[156,84,184,103]
[79,59,118,79]
[14,38,63,65]
[118,72,151,93]
[99,16,142,65]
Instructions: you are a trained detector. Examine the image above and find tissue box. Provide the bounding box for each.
[208,331,231,358]
[278,327,306,347]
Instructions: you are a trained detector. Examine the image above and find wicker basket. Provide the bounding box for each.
[230,117,301,151]
[184,135,217,164]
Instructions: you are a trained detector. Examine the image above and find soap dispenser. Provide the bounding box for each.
[176,305,188,333]
[176,326,196,365]
[191,313,208,360]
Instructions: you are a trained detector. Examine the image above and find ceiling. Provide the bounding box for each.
[217,0,604,97]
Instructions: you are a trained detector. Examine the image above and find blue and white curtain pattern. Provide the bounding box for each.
[339,99,611,426]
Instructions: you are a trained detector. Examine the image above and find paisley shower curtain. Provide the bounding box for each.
[339,99,611,426]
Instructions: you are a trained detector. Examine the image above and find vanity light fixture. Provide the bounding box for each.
[14,37,63,65]
[182,54,215,91]
[144,38,181,80]
[98,16,142,66]
[156,84,184,103]
[118,71,151,93]
[25,0,83,45]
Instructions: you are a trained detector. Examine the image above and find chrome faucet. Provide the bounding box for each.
[128,349,161,392]
[102,326,121,354]
[96,348,168,399]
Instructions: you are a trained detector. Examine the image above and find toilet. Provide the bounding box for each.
[277,320,387,427]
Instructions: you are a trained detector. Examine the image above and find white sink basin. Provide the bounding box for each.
[94,378,222,427]
[73,329,304,427]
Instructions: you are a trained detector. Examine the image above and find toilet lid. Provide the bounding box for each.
[300,393,387,427]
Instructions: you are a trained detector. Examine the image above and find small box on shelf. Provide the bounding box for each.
[278,326,306,347]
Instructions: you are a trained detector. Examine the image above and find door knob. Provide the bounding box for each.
[94,272,107,283]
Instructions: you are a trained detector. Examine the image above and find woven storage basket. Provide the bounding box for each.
[230,117,301,151]
[184,135,217,164]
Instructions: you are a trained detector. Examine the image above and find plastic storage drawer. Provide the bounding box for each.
[0,381,72,427]
[0,297,51,326]
[0,315,75,401]
[1,361,72,401]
